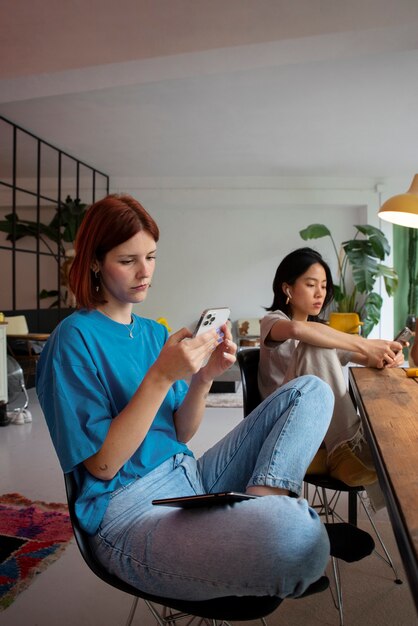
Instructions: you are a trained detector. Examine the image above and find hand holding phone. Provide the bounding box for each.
[394,327,413,345]
[382,327,413,367]
[191,307,231,368]
[192,308,231,338]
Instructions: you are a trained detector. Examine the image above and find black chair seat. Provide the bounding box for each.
[304,474,363,493]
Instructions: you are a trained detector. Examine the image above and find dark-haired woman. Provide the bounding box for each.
[258,247,404,492]
[36,195,345,601]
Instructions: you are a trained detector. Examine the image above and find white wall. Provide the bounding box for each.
[112,177,395,338]
[1,176,399,339]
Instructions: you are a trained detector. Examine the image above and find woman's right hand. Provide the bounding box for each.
[152,327,220,382]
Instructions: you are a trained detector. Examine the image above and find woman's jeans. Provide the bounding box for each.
[91,375,334,600]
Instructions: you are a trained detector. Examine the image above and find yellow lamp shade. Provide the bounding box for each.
[378,175,418,228]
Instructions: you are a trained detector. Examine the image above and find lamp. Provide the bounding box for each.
[378,174,418,228]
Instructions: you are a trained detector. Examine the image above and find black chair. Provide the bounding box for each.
[237,348,262,416]
[236,347,401,626]
[64,470,285,626]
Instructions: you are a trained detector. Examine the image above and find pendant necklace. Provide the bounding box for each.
[124,317,135,339]
[99,309,135,339]
[124,316,135,338]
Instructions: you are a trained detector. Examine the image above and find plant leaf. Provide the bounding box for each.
[343,241,379,292]
[354,224,390,258]
[49,195,87,243]
[299,224,331,240]
[361,292,383,337]
[378,264,399,296]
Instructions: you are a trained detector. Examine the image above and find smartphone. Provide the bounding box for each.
[192,307,231,338]
[394,327,413,344]
[152,492,258,508]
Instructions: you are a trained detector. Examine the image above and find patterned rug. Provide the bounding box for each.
[206,392,244,408]
[205,384,244,408]
[0,493,73,611]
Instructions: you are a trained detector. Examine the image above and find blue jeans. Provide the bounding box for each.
[92,375,333,600]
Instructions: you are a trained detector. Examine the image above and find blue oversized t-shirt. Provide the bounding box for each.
[36,310,190,534]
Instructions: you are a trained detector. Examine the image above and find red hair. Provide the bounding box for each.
[69,194,159,309]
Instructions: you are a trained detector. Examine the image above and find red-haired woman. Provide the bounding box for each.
[36,194,373,602]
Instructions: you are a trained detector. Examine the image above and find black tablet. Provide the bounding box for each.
[152,492,258,508]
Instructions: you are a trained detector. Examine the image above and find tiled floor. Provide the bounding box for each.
[0,389,245,626]
[0,389,416,626]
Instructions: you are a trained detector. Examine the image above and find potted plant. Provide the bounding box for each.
[299,223,398,336]
[0,195,87,306]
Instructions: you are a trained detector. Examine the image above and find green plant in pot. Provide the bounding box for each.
[299,223,398,336]
[0,195,87,306]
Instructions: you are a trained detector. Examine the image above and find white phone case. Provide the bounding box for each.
[193,307,230,337]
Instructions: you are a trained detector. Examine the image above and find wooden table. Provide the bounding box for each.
[7,333,50,342]
[349,366,418,613]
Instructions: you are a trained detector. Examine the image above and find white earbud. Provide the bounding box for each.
[286,289,291,298]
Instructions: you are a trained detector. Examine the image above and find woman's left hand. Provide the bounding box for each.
[384,344,408,368]
[198,323,237,383]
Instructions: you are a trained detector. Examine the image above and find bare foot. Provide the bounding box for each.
[246,485,289,497]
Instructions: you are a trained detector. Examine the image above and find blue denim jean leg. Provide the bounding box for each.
[91,375,334,601]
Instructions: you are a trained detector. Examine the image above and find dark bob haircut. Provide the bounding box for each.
[266,247,334,321]
[69,194,159,309]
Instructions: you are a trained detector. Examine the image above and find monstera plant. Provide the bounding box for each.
[299,223,398,336]
[0,195,87,306]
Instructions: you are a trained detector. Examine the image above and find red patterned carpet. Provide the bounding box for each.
[0,493,73,611]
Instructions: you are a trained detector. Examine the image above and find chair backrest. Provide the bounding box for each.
[5,315,29,335]
[236,348,262,417]
[64,471,142,595]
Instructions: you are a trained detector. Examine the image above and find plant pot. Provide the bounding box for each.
[328,312,363,335]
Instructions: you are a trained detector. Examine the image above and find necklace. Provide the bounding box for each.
[124,316,135,339]
[99,309,135,339]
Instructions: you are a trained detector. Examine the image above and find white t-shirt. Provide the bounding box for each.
[258,310,352,399]
[258,310,297,399]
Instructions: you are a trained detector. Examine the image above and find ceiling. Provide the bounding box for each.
[1,0,418,181]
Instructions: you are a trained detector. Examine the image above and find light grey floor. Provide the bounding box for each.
[0,389,416,626]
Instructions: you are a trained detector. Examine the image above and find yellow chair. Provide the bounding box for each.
[328,312,363,335]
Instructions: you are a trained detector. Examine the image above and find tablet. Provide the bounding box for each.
[152,492,258,508]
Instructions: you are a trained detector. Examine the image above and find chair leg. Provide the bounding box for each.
[143,602,231,626]
[357,494,403,584]
[321,488,344,626]
[125,597,139,626]
[348,490,357,526]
